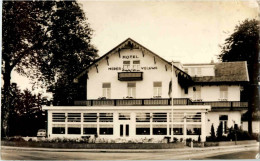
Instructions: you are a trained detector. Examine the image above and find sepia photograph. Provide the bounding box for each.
[1,0,260,160]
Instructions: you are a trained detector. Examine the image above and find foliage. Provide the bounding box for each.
[198,135,201,143]
[5,85,45,137]
[210,124,216,140]
[2,1,97,137]
[218,19,259,134]
[217,122,223,140]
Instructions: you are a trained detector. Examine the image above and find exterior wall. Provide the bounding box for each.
[87,49,181,99]
[206,111,242,136]
[242,121,260,133]
[185,85,241,101]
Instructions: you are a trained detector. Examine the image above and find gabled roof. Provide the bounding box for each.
[190,61,249,83]
[74,38,190,82]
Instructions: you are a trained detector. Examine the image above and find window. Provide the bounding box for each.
[184,68,188,74]
[187,124,201,135]
[99,124,113,135]
[220,86,228,100]
[136,124,150,135]
[169,124,184,135]
[84,113,97,122]
[127,82,136,98]
[123,61,130,70]
[169,112,184,122]
[99,113,113,122]
[52,124,65,134]
[83,124,97,135]
[68,124,81,134]
[136,113,150,122]
[193,86,201,101]
[132,60,140,71]
[67,113,81,122]
[191,68,195,75]
[219,115,228,134]
[153,124,167,135]
[102,83,111,99]
[119,113,130,120]
[153,82,162,97]
[152,113,167,122]
[197,68,202,76]
[186,112,201,122]
[52,113,65,122]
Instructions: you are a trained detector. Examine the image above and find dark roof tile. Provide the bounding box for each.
[191,61,249,82]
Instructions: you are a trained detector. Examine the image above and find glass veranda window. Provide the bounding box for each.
[52,124,65,134]
[83,124,97,135]
[84,113,97,122]
[136,113,150,122]
[52,113,65,122]
[67,113,81,122]
[99,113,113,122]
[102,83,111,99]
[136,124,150,135]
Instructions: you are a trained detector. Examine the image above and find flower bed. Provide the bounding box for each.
[1,140,185,149]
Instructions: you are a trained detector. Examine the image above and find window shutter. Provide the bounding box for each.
[102,83,111,88]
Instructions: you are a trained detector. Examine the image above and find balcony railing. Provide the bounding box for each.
[74,99,248,110]
[75,98,191,106]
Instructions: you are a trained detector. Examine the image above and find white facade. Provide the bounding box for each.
[87,48,182,99]
[43,38,249,142]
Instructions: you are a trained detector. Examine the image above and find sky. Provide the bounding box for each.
[80,0,258,63]
[10,0,259,92]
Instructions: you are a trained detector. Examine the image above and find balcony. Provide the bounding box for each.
[118,72,143,81]
[192,101,248,111]
[74,98,192,106]
[74,99,248,111]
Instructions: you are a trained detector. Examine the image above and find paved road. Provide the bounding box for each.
[1,145,258,160]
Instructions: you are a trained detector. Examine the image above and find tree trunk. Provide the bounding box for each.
[248,45,259,135]
[2,61,11,138]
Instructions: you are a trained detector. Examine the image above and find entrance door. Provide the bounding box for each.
[120,124,129,137]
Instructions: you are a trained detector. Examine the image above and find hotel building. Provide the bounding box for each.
[43,38,249,142]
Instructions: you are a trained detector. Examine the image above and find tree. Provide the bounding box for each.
[2,1,97,137]
[210,124,216,140]
[218,19,259,134]
[7,85,45,136]
[217,122,223,140]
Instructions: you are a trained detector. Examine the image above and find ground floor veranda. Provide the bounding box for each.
[43,105,244,142]
[43,106,213,142]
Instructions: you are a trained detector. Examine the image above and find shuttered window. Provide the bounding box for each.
[153,82,162,97]
[127,82,136,98]
[102,83,111,99]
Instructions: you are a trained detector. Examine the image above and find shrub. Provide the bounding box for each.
[198,135,201,142]
[217,122,223,140]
